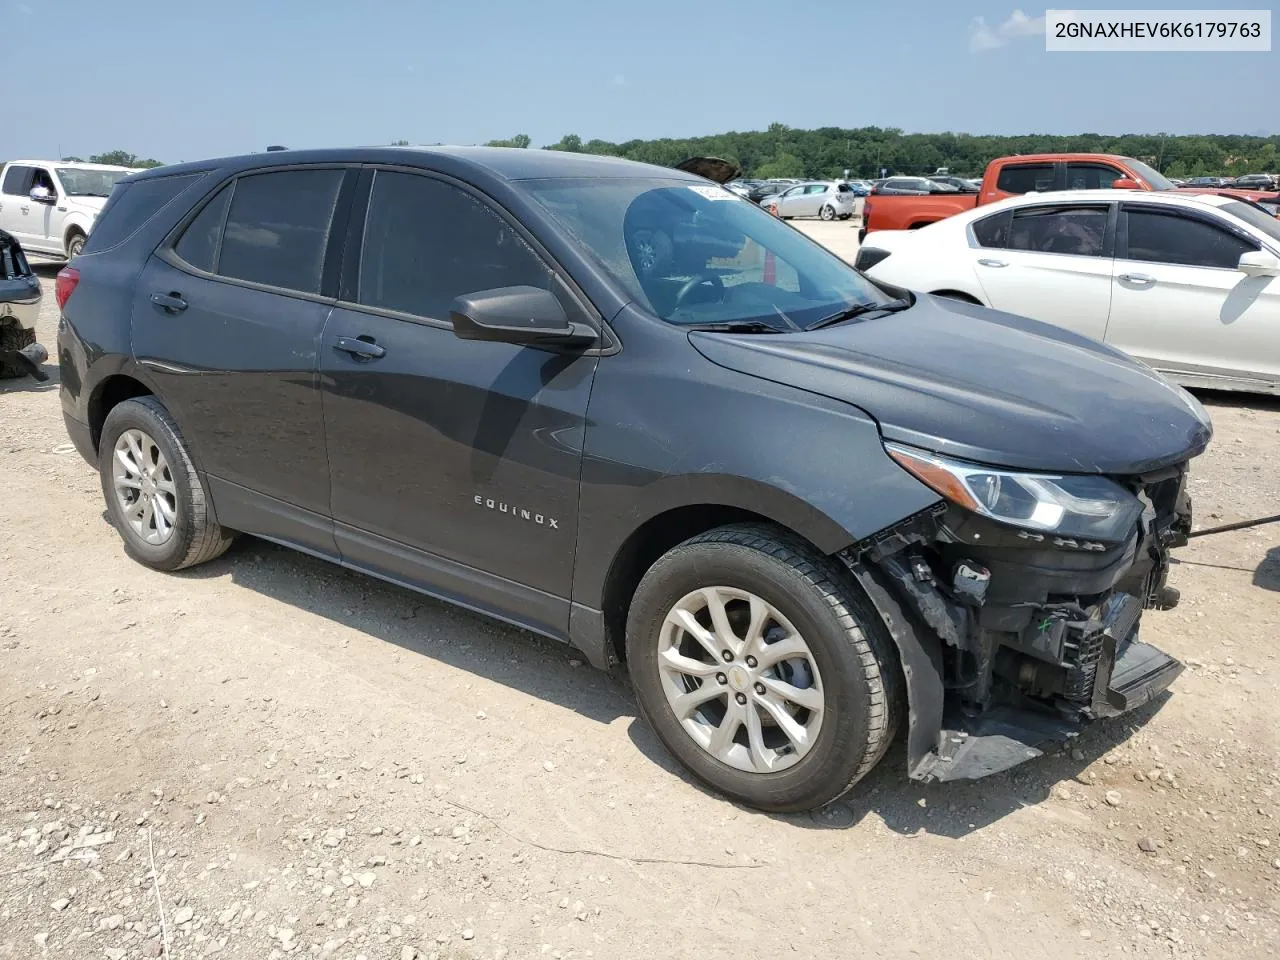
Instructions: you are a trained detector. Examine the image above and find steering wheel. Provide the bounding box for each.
[673,272,725,310]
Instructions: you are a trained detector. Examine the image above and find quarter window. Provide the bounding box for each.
[82,173,207,254]
[356,171,554,320]
[174,184,233,273]
[216,170,344,294]
[1008,205,1109,257]
[995,163,1056,194]
[971,210,1011,248]
[1122,209,1258,269]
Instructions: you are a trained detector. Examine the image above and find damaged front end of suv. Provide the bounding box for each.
[841,443,1198,782]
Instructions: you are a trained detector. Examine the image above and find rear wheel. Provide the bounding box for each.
[819,204,836,221]
[626,524,902,812]
[99,397,236,571]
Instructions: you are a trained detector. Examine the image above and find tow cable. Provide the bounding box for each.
[1187,513,1280,539]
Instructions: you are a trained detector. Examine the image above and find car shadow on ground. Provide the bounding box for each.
[143,529,1161,840]
[627,691,1164,838]
[1254,546,1280,591]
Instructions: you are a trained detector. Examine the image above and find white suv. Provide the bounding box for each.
[0,160,141,260]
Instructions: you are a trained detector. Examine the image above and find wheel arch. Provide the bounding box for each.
[594,487,855,668]
[88,373,154,453]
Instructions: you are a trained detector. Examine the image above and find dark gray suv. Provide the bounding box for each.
[55,146,1211,812]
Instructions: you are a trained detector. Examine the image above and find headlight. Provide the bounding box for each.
[885,442,1143,542]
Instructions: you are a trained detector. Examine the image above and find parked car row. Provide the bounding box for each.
[1172,174,1279,190]
[855,189,1280,395]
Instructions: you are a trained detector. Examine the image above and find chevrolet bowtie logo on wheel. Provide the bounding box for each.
[473,495,560,530]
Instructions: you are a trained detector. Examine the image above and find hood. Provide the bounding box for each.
[66,195,108,213]
[689,294,1212,475]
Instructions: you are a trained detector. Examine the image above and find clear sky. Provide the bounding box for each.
[6,1,1276,163]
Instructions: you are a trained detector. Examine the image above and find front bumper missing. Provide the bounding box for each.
[840,464,1193,784]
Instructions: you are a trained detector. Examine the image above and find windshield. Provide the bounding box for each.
[522,177,885,330]
[56,167,132,198]
[1222,200,1280,245]
[1120,158,1176,191]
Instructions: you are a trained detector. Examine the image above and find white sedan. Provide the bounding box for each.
[856,190,1280,395]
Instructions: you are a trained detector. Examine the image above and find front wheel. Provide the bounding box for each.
[65,232,86,260]
[99,397,236,571]
[626,524,902,812]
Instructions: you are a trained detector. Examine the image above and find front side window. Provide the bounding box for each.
[522,176,884,330]
[1007,205,1110,257]
[996,163,1056,194]
[1065,163,1127,190]
[1220,199,1280,245]
[356,171,553,320]
[215,170,344,293]
[56,168,133,198]
[1122,208,1258,269]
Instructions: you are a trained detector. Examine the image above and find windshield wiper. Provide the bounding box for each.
[682,321,787,334]
[806,297,912,331]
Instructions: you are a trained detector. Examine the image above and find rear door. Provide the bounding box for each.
[0,165,41,250]
[1106,203,1278,388]
[967,201,1116,340]
[319,166,600,637]
[132,165,355,556]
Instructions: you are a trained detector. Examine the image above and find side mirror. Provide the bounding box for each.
[449,285,597,348]
[1237,250,1280,277]
[1110,178,1142,190]
[29,186,55,203]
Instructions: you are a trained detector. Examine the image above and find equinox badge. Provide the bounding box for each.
[474,495,559,529]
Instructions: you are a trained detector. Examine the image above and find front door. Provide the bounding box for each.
[1106,202,1279,388]
[320,168,599,638]
[969,201,1116,341]
[132,166,352,555]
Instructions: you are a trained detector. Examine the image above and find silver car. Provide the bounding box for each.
[767,181,858,220]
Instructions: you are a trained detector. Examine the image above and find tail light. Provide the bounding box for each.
[55,267,80,310]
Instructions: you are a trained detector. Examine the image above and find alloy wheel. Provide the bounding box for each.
[657,586,825,774]
[112,428,178,546]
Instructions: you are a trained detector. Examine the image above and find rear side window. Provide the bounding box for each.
[215,170,344,294]
[1122,209,1258,269]
[1008,205,1109,257]
[81,173,207,254]
[355,170,553,320]
[1,165,34,196]
[995,163,1056,194]
[971,210,1011,248]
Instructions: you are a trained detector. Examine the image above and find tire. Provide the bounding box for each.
[819,204,835,221]
[98,396,235,571]
[0,322,37,379]
[65,232,86,260]
[626,523,903,812]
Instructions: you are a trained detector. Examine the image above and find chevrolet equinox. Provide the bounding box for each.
[56,147,1212,812]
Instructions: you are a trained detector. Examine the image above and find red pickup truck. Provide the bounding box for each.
[860,152,1280,241]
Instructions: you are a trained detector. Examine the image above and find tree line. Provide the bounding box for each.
[489,125,1279,180]
[44,127,1280,180]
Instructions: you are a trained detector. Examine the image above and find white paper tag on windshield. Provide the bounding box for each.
[687,185,739,201]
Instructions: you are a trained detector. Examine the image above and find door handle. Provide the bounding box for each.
[1118,273,1156,286]
[20,205,30,214]
[977,258,1007,268]
[334,335,386,360]
[150,292,188,313]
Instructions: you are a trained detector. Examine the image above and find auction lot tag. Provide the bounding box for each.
[1046,9,1272,51]
[687,185,740,201]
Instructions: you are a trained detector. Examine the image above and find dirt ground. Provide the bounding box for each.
[2,238,1278,960]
